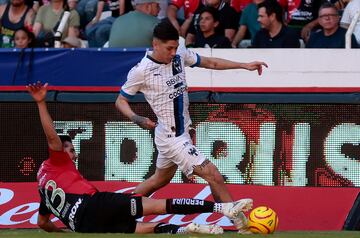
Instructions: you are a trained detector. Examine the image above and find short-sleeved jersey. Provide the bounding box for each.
[120,46,200,137]
[37,149,97,231]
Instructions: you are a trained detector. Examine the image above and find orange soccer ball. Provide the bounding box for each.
[248,206,279,234]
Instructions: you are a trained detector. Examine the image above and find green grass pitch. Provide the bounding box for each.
[0,230,359,238]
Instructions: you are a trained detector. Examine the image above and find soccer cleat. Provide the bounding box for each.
[185,222,224,234]
[222,198,253,219]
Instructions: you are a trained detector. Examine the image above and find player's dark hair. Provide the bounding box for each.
[258,0,284,24]
[200,6,220,22]
[153,19,179,41]
[59,135,72,144]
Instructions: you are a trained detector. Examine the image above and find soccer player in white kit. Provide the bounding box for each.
[115,19,267,233]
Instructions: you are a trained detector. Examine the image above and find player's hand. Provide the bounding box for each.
[245,61,268,75]
[26,81,48,102]
[131,115,157,130]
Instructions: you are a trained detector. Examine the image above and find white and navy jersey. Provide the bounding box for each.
[120,46,201,136]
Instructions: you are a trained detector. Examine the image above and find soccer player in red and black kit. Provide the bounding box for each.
[28,81,253,234]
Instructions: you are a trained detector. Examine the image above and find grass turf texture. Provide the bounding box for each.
[0,230,359,238]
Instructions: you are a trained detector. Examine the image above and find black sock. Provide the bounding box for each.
[166,198,214,214]
[154,223,181,234]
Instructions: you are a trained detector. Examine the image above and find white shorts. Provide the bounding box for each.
[155,131,206,178]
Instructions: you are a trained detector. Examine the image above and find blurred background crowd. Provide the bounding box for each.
[0,0,359,49]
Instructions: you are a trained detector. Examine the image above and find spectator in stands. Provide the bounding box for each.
[252,0,300,48]
[340,0,360,44]
[85,0,133,47]
[230,0,252,13]
[167,0,204,37]
[13,26,35,48]
[0,0,34,48]
[278,0,321,42]
[33,0,80,46]
[306,2,358,48]
[185,0,239,46]
[231,0,263,48]
[191,6,231,48]
[87,0,133,28]
[61,35,81,47]
[67,0,77,10]
[108,0,160,47]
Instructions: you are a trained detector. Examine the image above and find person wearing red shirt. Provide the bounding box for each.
[28,81,253,234]
[230,0,252,13]
[167,0,204,36]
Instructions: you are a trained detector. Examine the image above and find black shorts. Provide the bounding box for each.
[76,192,143,233]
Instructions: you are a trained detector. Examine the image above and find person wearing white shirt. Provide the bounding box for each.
[340,0,360,44]
[115,19,267,234]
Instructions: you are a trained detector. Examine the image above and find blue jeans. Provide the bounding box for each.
[85,16,115,47]
[76,0,98,28]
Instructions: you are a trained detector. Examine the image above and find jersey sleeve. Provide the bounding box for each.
[120,64,145,99]
[181,46,201,68]
[38,199,51,216]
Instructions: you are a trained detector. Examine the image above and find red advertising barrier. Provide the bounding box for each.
[0,182,358,231]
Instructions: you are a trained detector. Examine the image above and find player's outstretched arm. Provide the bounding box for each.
[115,94,156,130]
[199,56,268,75]
[26,82,62,151]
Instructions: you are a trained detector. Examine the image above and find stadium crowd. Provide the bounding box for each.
[0,0,359,48]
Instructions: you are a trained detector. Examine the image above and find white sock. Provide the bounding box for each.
[213,203,224,213]
[176,227,187,234]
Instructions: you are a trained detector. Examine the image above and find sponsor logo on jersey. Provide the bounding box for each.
[188,147,199,156]
[61,202,71,218]
[166,75,182,87]
[169,85,187,99]
[69,198,83,231]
